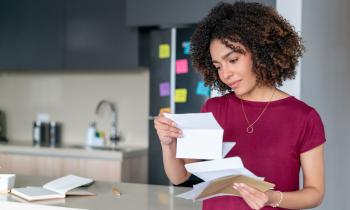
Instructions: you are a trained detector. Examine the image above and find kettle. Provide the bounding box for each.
[0,110,7,142]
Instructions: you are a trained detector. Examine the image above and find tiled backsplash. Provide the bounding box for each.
[0,70,149,147]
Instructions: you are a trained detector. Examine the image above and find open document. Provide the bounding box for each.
[11,175,95,201]
[164,113,276,201]
[164,112,233,159]
[177,156,273,201]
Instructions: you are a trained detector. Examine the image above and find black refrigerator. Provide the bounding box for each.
[148,26,210,186]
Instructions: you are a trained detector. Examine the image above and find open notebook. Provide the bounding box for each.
[11,175,95,201]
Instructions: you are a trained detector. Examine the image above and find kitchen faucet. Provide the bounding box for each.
[95,100,120,145]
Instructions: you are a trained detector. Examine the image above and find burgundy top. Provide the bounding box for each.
[200,92,326,210]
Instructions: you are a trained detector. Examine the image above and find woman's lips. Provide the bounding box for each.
[229,80,241,89]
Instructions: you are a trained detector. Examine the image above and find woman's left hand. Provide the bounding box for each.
[233,183,273,209]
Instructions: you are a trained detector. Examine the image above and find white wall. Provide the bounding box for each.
[0,70,149,147]
[301,0,350,209]
[277,0,302,98]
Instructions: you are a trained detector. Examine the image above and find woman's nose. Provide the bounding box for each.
[221,65,233,80]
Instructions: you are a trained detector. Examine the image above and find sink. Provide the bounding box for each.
[64,145,123,151]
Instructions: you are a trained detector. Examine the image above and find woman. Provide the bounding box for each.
[154,2,325,210]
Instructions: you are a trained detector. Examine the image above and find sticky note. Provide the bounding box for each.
[159,82,170,97]
[196,81,210,97]
[159,107,171,114]
[175,88,188,103]
[176,59,189,74]
[182,41,190,55]
[159,44,170,59]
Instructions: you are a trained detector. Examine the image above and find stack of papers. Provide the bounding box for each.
[164,113,275,201]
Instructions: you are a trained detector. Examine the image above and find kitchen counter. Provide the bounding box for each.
[0,175,201,210]
[0,141,147,160]
[0,141,148,183]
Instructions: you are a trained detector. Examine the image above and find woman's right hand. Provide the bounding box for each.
[154,113,182,146]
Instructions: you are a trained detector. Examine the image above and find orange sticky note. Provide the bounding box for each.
[176,59,189,74]
[159,107,171,114]
[159,44,170,59]
[175,88,188,103]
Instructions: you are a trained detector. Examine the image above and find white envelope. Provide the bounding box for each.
[164,113,231,160]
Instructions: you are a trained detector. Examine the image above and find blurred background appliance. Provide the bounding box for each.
[0,110,7,142]
[49,121,62,147]
[33,121,62,147]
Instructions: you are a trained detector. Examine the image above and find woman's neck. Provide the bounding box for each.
[237,86,287,102]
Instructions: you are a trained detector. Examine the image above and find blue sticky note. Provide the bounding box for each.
[182,41,190,55]
[196,81,210,97]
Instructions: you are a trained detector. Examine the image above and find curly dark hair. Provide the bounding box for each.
[190,1,305,93]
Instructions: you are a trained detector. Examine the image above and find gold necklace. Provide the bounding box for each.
[240,89,276,134]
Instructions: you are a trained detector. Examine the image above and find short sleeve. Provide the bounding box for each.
[298,109,326,154]
[200,100,209,113]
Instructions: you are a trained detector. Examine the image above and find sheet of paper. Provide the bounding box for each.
[222,142,236,158]
[185,157,244,173]
[0,201,88,210]
[177,129,222,159]
[176,181,209,200]
[185,157,263,181]
[177,182,231,201]
[164,112,222,130]
[164,113,224,159]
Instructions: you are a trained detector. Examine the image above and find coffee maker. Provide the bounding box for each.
[0,110,7,142]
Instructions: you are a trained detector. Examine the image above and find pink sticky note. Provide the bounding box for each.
[159,82,170,97]
[176,59,189,74]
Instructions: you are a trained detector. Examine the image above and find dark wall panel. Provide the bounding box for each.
[0,0,65,70]
[127,0,276,27]
[65,0,139,69]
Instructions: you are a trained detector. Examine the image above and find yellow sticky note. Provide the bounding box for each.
[175,89,188,103]
[159,44,170,59]
[159,107,171,114]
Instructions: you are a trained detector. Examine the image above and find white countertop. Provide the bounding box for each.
[0,175,201,210]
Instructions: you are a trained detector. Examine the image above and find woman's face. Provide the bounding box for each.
[209,39,257,97]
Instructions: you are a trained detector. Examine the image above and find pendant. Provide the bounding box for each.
[246,126,254,134]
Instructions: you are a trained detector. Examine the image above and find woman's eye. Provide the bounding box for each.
[229,58,238,64]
